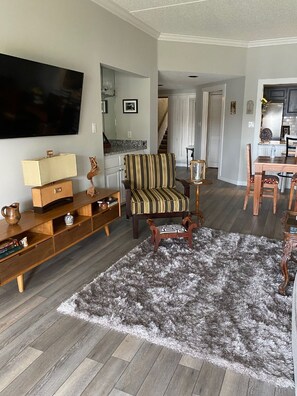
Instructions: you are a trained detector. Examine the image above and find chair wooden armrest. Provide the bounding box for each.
[176,178,190,197]
[122,179,131,189]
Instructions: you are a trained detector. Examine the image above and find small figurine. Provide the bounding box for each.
[86,156,99,197]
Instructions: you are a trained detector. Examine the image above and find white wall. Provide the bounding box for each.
[158,41,247,76]
[0,0,157,211]
[114,74,150,141]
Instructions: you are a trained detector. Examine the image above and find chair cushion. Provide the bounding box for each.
[131,187,189,215]
[125,153,176,190]
[250,175,279,184]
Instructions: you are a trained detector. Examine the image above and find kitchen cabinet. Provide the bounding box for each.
[263,85,297,116]
[287,89,297,114]
[264,87,286,101]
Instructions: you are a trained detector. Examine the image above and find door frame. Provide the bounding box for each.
[201,84,226,179]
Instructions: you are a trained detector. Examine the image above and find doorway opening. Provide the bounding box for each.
[201,84,226,179]
[206,91,223,168]
[158,97,168,154]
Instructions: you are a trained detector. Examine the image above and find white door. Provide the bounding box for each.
[206,91,222,168]
[168,94,196,166]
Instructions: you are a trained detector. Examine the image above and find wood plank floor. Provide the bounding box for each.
[0,167,294,396]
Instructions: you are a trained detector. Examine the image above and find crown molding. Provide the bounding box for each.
[91,0,160,39]
[159,33,248,47]
[247,36,297,48]
[159,33,297,48]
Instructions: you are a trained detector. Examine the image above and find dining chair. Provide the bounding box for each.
[243,143,279,214]
[277,136,297,193]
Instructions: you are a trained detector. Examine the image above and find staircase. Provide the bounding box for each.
[158,129,168,154]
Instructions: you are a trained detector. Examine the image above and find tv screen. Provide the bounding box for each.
[0,53,84,138]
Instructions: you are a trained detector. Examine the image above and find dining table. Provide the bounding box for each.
[253,155,297,215]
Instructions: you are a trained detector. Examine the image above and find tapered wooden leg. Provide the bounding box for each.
[273,185,278,214]
[104,225,110,236]
[16,274,24,293]
[253,172,262,215]
[289,182,295,210]
[243,185,250,210]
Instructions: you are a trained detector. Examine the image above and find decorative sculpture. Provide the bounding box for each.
[86,156,99,197]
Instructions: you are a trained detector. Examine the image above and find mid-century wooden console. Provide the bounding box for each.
[0,188,120,293]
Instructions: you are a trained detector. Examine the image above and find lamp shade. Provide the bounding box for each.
[22,153,77,186]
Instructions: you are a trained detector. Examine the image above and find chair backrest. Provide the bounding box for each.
[285,136,297,157]
[124,153,176,190]
[246,143,252,178]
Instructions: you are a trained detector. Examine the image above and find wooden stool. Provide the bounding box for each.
[147,216,198,252]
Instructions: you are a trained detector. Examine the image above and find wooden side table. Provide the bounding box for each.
[147,216,198,252]
[279,211,297,295]
[187,179,212,225]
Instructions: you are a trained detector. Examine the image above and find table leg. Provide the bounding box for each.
[192,185,204,225]
[186,149,189,169]
[16,274,24,293]
[253,171,262,216]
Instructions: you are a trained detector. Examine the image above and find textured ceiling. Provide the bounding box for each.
[110,0,297,42]
[97,0,297,90]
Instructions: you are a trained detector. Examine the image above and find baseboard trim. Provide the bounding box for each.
[219,175,246,186]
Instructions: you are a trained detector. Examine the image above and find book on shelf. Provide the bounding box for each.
[0,245,22,259]
[0,238,19,255]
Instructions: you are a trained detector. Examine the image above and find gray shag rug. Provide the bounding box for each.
[58,227,294,388]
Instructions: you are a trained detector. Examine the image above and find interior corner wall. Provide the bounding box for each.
[0,0,157,211]
[219,77,245,184]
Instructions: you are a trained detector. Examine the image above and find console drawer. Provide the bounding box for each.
[0,238,54,284]
[0,254,20,284]
[93,205,119,230]
[54,219,92,252]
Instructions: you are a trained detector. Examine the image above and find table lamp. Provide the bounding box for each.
[22,152,77,213]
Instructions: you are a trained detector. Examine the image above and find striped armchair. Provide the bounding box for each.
[123,153,190,238]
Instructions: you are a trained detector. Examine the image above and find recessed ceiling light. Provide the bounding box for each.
[188,75,198,78]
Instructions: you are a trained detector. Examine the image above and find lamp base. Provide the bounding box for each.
[32,180,73,213]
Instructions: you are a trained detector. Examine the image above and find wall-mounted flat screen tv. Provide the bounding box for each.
[0,53,84,138]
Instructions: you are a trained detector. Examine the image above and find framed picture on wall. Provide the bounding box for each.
[230,101,236,115]
[123,99,138,113]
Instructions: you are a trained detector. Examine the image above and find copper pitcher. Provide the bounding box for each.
[1,202,21,225]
